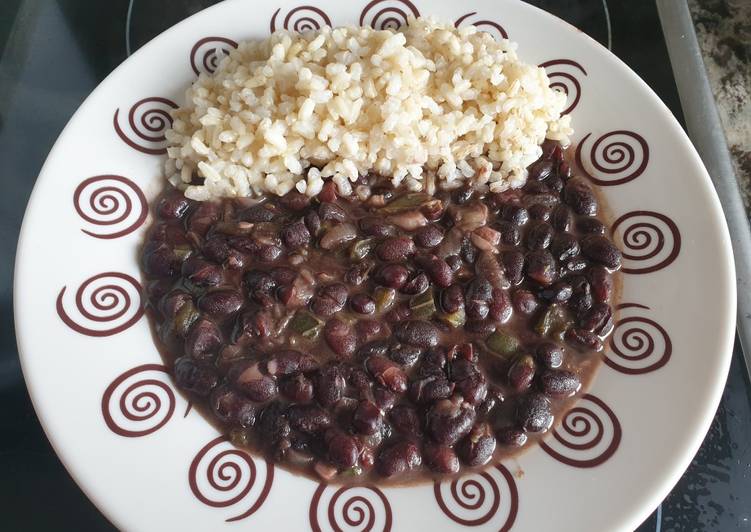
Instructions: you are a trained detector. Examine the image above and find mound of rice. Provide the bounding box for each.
[165,17,572,200]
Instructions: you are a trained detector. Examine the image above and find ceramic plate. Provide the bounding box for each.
[14,0,736,530]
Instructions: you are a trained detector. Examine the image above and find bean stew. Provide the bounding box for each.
[141,140,621,484]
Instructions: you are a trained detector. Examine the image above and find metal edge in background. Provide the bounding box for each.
[657,0,751,381]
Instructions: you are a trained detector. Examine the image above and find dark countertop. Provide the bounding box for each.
[1,1,749,530]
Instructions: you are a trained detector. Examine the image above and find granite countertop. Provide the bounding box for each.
[690,0,751,208]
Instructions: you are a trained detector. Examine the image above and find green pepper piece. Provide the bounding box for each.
[349,238,374,261]
[173,244,193,262]
[534,304,571,338]
[374,287,396,312]
[380,192,431,213]
[289,310,324,339]
[410,288,436,319]
[173,300,199,337]
[438,307,466,328]
[486,330,520,357]
[339,465,363,477]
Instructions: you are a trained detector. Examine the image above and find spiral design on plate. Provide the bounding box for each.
[56,272,144,336]
[101,364,175,437]
[270,6,332,33]
[360,0,420,31]
[540,394,621,468]
[611,210,681,274]
[113,97,177,155]
[538,59,587,115]
[605,303,672,374]
[190,36,238,76]
[73,175,147,239]
[433,465,518,530]
[189,436,274,522]
[309,484,392,532]
[454,12,509,41]
[575,130,649,186]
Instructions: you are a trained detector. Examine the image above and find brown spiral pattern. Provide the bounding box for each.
[454,12,509,41]
[56,272,144,336]
[113,97,177,155]
[189,437,274,522]
[575,130,649,186]
[101,364,175,437]
[310,484,392,532]
[540,394,621,468]
[190,36,238,76]
[270,6,332,33]
[433,464,518,530]
[611,211,681,274]
[360,0,419,30]
[605,303,672,374]
[73,175,147,239]
[539,59,587,115]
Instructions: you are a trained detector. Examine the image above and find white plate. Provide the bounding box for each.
[14,0,736,530]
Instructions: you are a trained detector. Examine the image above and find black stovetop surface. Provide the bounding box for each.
[1,1,749,530]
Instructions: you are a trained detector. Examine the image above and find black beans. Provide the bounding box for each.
[497,221,521,245]
[563,178,598,216]
[326,430,359,469]
[502,205,529,226]
[324,318,357,358]
[376,264,409,289]
[198,290,244,320]
[389,405,422,438]
[182,257,222,287]
[376,441,422,477]
[281,221,311,250]
[144,141,622,483]
[389,344,422,367]
[579,303,613,334]
[501,250,525,286]
[265,350,318,376]
[288,404,332,434]
[507,355,536,392]
[353,401,383,435]
[349,293,376,314]
[496,427,528,447]
[211,386,257,427]
[185,318,222,359]
[426,397,476,446]
[525,250,556,286]
[360,216,396,237]
[550,233,580,261]
[525,221,554,250]
[512,289,539,315]
[536,342,564,369]
[414,224,445,248]
[582,236,622,270]
[376,236,416,262]
[540,370,581,397]
[315,364,346,406]
[441,285,465,313]
[418,255,454,288]
[458,423,496,466]
[366,356,408,393]
[230,361,277,402]
[393,320,439,348]
[311,283,348,317]
[174,356,218,397]
[401,272,429,295]
[424,444,460,474]
[516,393,553,433]
[588,266,614,303]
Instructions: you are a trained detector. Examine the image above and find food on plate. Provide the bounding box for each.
[141,18,620,483]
